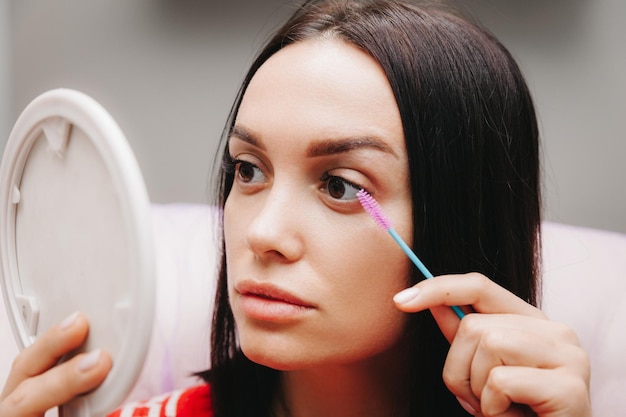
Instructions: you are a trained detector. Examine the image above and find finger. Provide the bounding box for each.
[480,366,591,417]
[470,328,587,399]
[443,315,588,407]
[394,273,545,318]
[0,349,112,417]
[427,305,462,342]
[394,273,546,344]
[1,311,89,399]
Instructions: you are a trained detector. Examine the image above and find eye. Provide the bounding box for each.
[224,154,266,184]
[321,174,362,201]
[235,160,265,184]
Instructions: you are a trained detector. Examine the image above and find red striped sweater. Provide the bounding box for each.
[107,385,213,417]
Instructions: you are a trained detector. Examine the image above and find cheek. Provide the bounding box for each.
[223,195,248,250]
[223,197,249,293]
[320,217,412,291]
[314,226,412,337]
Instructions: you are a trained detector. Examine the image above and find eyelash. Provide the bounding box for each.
[319,173,365,200]
[221,155,238,175]
[223,154,368,201]
[223,157,265,186]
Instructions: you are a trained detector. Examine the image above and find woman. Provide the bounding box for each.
[0,1,592,416]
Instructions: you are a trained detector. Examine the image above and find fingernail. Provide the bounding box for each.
[456,397,477,415]
[78,350,101,372]
[59,311,80,329]
[393,287,420,304]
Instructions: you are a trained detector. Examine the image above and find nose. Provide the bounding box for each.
[244,189,305,263]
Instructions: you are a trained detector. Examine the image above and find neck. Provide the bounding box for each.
[275,343,411,417]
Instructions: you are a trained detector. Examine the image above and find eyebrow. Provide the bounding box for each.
[306,137,397,158]
[230,125,265,150]
[230,125,398,158]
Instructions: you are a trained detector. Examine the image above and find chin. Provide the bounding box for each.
[239,335,398,373]
[240,342,308,371]
[237,328,333,371]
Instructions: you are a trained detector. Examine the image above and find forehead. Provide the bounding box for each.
[234,38,405,156]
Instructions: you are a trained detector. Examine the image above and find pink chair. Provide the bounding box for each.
[1,204,624,416]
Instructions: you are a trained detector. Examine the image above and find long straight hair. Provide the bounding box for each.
[203,1,542,416]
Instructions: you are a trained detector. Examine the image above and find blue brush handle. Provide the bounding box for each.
[388,228,465,319]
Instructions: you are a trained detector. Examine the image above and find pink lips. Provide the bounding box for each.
[235,281,315,322]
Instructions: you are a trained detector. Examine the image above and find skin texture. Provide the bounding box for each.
[0,38,592,417]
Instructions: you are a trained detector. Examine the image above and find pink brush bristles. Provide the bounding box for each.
[356,189,392,230]
[356,189,467,319]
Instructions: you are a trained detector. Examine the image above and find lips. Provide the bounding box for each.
[234,280,315,322]
[236,280,314,306]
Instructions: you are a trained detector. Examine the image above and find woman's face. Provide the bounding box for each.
[224,38,413,370]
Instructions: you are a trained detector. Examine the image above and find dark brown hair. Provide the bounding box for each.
[204,1,541,415]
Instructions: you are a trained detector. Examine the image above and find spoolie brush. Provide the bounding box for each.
[357,189,465,319]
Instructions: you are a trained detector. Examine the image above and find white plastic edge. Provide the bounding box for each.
[0,88,155,415]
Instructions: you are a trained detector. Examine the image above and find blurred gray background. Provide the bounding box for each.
[1,0,624,233]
